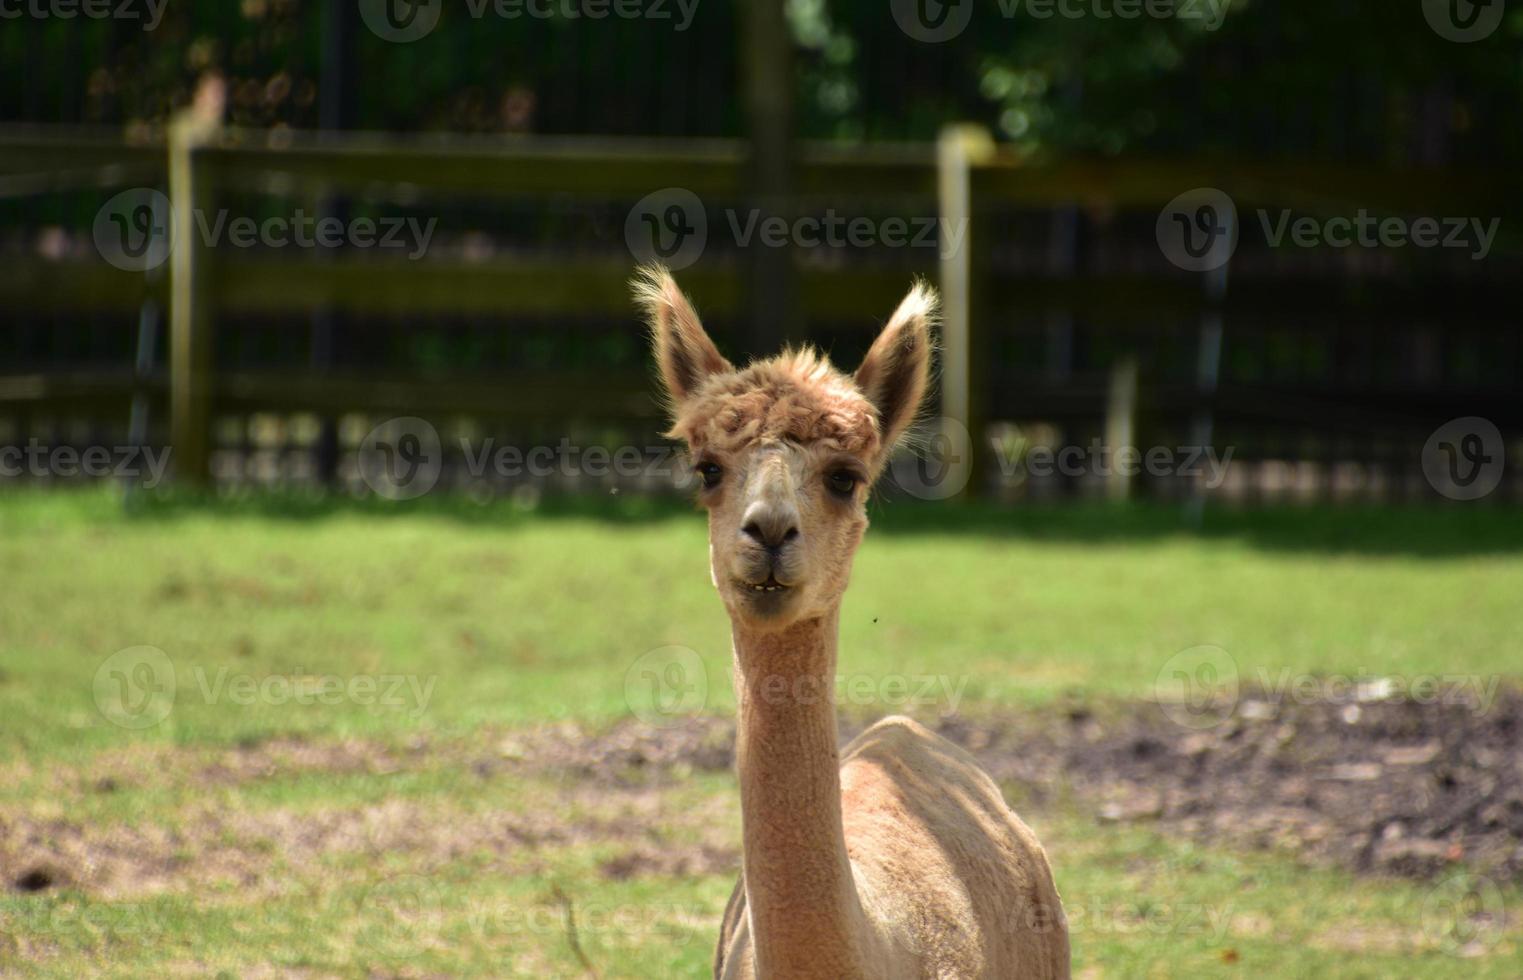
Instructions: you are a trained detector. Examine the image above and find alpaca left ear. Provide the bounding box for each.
[633,265,732,408]
[856,280,936,449]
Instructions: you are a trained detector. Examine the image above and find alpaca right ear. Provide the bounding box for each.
[855,280,936,450]
[633,265,732,407]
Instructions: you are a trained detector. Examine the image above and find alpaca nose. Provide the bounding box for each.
[741,506,799,550]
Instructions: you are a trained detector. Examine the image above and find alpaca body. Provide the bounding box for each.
[715,715,1069,980]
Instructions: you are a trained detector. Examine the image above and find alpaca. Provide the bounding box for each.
[633,267,1070,980]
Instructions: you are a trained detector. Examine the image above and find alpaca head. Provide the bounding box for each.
[635,266,935,631]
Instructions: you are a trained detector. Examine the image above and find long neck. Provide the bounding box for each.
[731,609,873,979]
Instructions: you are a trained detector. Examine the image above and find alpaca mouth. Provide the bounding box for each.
[741,574,791,594]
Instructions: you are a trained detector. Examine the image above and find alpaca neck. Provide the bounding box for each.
[731,608,873,979]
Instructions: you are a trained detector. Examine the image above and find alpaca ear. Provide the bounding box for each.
[633,265,732,407]
[855,280,936,449]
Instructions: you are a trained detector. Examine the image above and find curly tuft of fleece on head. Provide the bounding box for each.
[667,347,884,461]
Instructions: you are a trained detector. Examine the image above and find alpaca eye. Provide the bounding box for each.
[826,471,858,496]
[697,461,724,489]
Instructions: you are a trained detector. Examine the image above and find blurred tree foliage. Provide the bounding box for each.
[2,0,1518,163]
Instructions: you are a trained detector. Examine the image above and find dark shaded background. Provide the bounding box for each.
[1,0,1520,502]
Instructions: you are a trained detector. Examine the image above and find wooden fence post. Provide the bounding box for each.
[167,82,223,488]
[937,124,994,498]
[1106,355,1138,500]
[741,0,797,351]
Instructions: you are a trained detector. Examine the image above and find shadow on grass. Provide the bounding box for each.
[5,483,1522,557]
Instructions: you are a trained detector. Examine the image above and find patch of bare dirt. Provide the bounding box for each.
[599,843,738,881]
[489,717,736,783]
[941,687,1523,881]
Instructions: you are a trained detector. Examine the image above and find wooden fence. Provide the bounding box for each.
[2,121,1519,499]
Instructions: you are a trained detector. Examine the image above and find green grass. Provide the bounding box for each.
[1,488,1520,977]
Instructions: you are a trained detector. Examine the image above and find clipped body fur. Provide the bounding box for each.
[715,716,1069,980]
